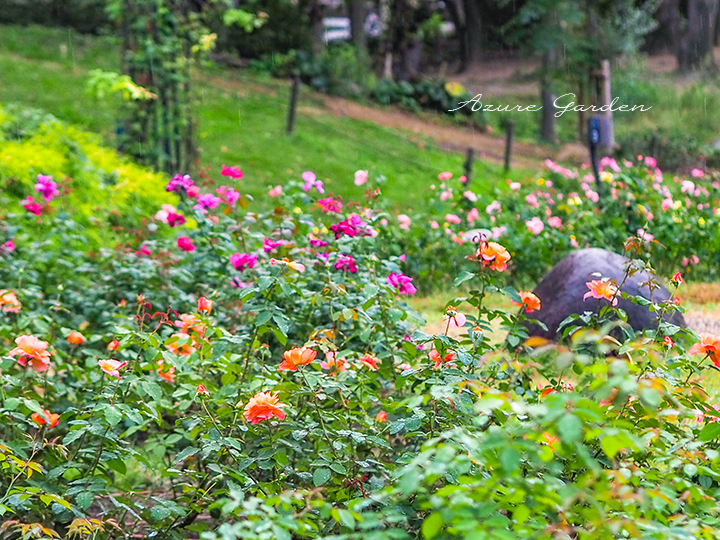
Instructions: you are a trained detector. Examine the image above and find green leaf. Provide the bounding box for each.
[422,512,444,539]
[150,505,173,522]
[700,422,720,442]
[63,429,85,445]
[142,381,163,402]
[107,459,126,474]
[174,447,199,464]
[104,405,123,427]
[557,414,582,443]
[453,271,475,287]
[389,420,405,434]
[329,462,347,475]
[639,388,661,410]
[272,314,290,336]
[3,398,19,411]
[500,287,522,304]
[367,436,392,450]
[272,326,288,346]
[399,469,420,495]
[601,434,625,459]
[75,491,94,510]
[499,447,519,472]
[513,504,530,525]
[332,508,356,529]
[313,467,331,487]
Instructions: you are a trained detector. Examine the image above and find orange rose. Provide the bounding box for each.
[9,335,52,372]
[429,349,456,370]
[542,432,559,451]
[174,314,205,335]
[198,296,214,313]
[157,366,176,383]
[196,384,209,396]
[98,359,127,378]
[583,279,619,306]
[320,351,347,372]
[31,409,60,428]
[68,331,85,345]
[517,291,541,313]
[166,332,196,356]
[478,241,511,272]
[359,353,379,371]
[0,291,21,313]
[107,340,120,351]
[278,347,317,371]
[689,332,720,367]
[243,391,287,424]
[376,410,388,422]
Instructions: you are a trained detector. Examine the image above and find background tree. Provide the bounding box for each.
[503,0,658,141]
[104,0,264,174]
[677,0,720,71]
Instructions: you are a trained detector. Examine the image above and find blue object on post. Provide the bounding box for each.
[588,117,601,188]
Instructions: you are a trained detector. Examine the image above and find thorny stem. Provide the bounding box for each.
[298,368,339,459]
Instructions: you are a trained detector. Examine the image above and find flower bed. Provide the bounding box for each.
[386,158,720,291]
[2,160,720,538]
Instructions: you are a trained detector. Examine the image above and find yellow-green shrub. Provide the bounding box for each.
[0,103,171,221]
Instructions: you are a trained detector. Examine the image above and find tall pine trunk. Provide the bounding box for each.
[462,0,482,65]
[678,0,720,71]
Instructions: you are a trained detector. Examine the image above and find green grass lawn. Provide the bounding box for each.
[0,25,531,207]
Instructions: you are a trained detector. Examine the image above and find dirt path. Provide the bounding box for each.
[319,94,589,169]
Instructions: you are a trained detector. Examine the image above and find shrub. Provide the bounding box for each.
[1,164,718,539]
[0,103,171,228]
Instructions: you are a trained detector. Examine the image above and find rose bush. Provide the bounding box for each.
[382,158,720,291]
[2,160,720,539]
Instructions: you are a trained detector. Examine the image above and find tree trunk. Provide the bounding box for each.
[380,0,393,78]
[645,0,680,53]
[446,0,468,72]
[678,0,719,71]
[462,0,482,65]
[348,0,366,50]
[389,0,415,80]
[308,0,325,59]
[540,50,557,144]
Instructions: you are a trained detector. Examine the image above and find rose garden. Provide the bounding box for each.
[4,3,720,539]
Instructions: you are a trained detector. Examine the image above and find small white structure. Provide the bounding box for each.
[322,12,385,42]
[323,17,351,42]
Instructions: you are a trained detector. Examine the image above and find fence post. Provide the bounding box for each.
[286,75,300,135]
[504,121,515,173]
[464,147,474,185]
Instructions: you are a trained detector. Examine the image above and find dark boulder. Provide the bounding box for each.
[524,248,685,339]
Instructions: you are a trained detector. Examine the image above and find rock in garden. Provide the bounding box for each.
[524,248,686,339]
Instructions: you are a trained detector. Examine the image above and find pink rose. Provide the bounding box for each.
[177,236,196,252]
[354,170,368,186]
[526,217,544,235]
[445,214,461,224]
